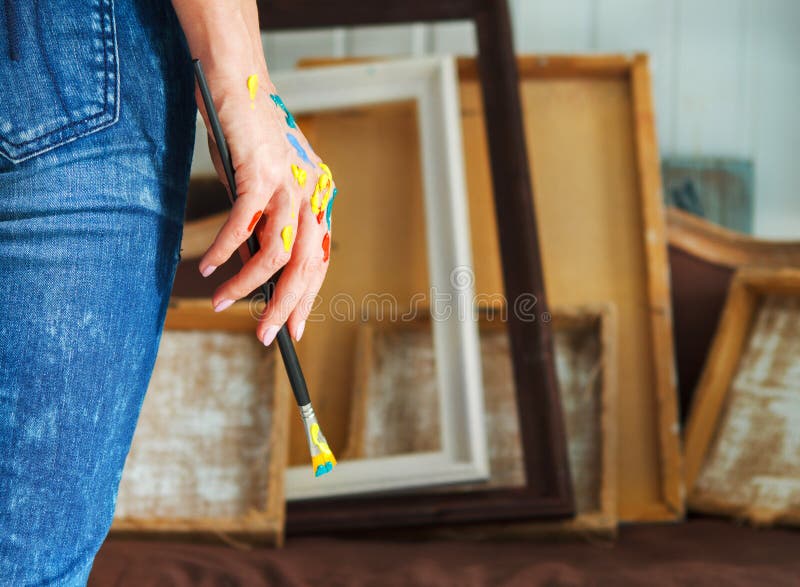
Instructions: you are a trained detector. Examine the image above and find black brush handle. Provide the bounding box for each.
[193,59,311,407]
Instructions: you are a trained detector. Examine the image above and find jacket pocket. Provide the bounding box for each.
[0,0,119,163]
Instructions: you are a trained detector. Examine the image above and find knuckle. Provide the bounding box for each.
[267,297,293,322]
[260,165,282,188]
[300,255,325,277]
[296,292,317,317]
[224,284,247,301]
[222,275,248,299]
[232,273,258,296]
[230,225,250,243]
[262,250,291,271]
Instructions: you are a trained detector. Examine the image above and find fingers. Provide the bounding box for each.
[198,150,281,277]
[285,260,328,342]
[210,188,298,309]
[257,204,329,345]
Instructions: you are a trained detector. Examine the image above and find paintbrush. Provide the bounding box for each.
[193,59,336,478]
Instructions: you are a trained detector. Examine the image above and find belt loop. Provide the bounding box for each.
[4,0,20,61]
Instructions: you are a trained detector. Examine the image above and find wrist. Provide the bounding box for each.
[173,0,267,82]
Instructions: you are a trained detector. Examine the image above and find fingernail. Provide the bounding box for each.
[201,264,217,278]
[262,325,280,346]
[295,320,306,341]
[214,299,234,313]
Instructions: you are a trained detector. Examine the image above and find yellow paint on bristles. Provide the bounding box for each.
[246,74,258,109]
[310,422,337,477]
[280,225,293,251]
[312,453,336,477]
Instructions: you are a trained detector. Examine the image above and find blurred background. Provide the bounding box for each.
[92,2,800,585]
[259,0,800,238]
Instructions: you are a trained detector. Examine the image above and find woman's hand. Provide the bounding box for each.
[172,0,335,346]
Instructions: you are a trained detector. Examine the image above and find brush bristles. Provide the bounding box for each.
[299,403,337,478]
[312,451,337,477]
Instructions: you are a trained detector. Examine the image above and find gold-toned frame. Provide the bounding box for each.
[685,268,800,501]
[667,206,800,268]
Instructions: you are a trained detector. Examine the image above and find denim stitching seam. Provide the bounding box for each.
[4,0,20,61]
[0,0,119,157]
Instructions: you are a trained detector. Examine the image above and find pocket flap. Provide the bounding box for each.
[0,0,119,163]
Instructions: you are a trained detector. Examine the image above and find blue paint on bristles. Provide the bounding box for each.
[315,462,334,477]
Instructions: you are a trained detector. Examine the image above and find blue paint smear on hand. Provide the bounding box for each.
[287,133,312,165]
[325,187,338,230]
[270,94,297,128]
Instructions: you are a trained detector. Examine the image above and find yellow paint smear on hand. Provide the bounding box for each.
[311,163,333,214]
[291,164,307,186]
[280,225,293,251]
[321,186,332,210]
[310,186,321,215]
[247,74,258,109]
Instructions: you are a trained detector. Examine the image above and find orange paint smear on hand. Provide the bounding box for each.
[322,232,330,262]
[247,211,263,232]
[316,209,324,224]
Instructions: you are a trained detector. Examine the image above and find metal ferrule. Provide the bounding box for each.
[299,402,316,422]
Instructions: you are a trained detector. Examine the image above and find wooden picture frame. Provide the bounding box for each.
[667,207,800,423]
[111,299,288,546]
[345,304,618,537]
[263,58,488,500]
[667,207,800,269]
[255,0,574,531]
[294,53,681,522]
[457,54,680,522]
[685,268,800,526]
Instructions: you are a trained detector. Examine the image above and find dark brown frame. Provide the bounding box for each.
[257,0,574,533]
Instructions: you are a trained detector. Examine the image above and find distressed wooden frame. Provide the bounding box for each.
[684,268,800,499]
[459,54,684,522]
[256,0,574,531]
[111,299,289,546]
[667,206,800,423]
[344,303,618,538]
[466,54,678,521]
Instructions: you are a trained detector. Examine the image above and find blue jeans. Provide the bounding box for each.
[0,1,196,584]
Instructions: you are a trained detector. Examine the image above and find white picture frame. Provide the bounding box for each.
[193,57,488,501]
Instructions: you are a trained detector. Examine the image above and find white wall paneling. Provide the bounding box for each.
[511,0,595,53]
[672,0,749,157]
[747,0,800,237]
[259,0,800,238]
[594,0,677,155]
[431,21,477,56]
